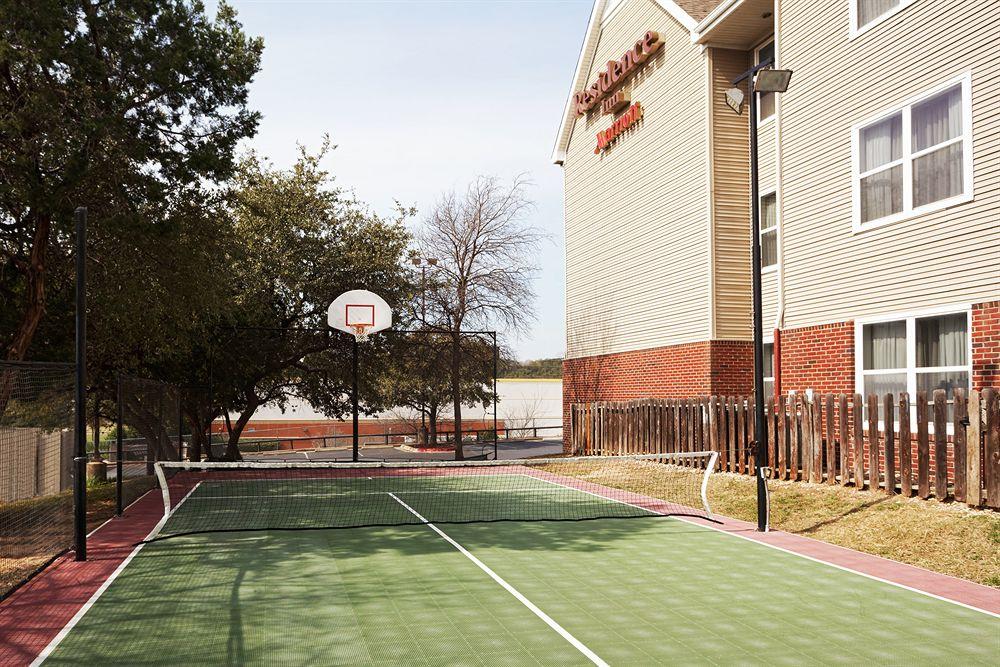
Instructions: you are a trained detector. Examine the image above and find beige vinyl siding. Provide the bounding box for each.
[779,0,1000,329]
[564,0,710,359]
[708,47,752,341]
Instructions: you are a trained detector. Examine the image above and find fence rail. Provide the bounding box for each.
[569,388,999,510]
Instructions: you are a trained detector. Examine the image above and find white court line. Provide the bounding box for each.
[31,482,203,666]
[387,492,608,667]
[526,473,1000,619]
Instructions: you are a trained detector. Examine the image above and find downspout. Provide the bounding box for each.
[773,0,785,397]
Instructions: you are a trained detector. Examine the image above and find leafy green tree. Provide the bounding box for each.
[205,143,412,460]
[0,0,263,363]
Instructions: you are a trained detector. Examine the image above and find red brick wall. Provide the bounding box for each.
[972,299,1000,390]
[779,321,855,395]
[561,339,753,450]
[709,340,754,395]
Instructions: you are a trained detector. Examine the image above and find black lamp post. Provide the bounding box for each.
[728,59,792,533]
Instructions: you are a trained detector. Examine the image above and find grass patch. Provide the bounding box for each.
[546,460,1000,588]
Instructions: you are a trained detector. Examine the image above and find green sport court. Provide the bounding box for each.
[16,457,1000,665]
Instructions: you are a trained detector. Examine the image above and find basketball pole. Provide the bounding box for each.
[352,336,359,463]
[73,206,88,561]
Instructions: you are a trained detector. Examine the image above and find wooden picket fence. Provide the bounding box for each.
[569,388,1000,510]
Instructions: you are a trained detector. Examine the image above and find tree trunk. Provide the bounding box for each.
[222,405,257,461]
[451,334,463,460]
[5,212,52,363]
[428,398,438,446]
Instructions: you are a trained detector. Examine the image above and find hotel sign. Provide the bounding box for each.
[595,102,643,153]
[574,30,663,116]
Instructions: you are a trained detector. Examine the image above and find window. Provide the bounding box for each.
[760,192,777,270]
[853,75,972,230]
[853,0,909,30]
[763,342,775,398]
[755,40,775,121]
[857,310,970,418]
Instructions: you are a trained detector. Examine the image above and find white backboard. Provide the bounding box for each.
[328,290,392,338]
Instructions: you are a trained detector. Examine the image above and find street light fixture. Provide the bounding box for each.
[754,68,793,93]
[727,58,793,533]
[412,256,439,323]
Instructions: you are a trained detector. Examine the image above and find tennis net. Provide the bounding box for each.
[149,452,718,541]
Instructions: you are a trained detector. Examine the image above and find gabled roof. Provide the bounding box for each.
[550,0,725,164]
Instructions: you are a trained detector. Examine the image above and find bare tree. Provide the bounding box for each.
[420,175,543,459]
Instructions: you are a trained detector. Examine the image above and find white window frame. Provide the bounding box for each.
[851,72,973,233]
[854,305,972,428]
[753,38,776,126]
[759,188,778,274]
[849,0,915,40]
[762,337,775,398]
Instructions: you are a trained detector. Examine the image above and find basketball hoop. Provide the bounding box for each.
[328,290,392,343]
[350,323,372,343]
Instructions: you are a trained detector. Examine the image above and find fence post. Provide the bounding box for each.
[933,389,948,500]
[917,392,930,499]
[953,388,967,503]
[838,394,849,486]
[852,394,864,488]
[867,394,879,491]
[899,393,911,497]
[790,394,801,481]
[811,396,823,484]
[825,394,835,484]
[967,391,981,507]
[982,388,998,508]
[883,394,895,495]
[777,394,787,480]
[767,395,776,478]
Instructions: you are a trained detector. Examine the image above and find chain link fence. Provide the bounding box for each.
[0,361,75,599]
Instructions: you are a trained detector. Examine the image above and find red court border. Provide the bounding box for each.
[1,467,997,666]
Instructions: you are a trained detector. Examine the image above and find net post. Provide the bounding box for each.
[73,206,87,562]
[701,451,719,519]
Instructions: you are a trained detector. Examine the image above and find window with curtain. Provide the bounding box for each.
[856,0,903,30]
[854,77,971,229]
[763,343,775,397]
[859,312,970,420]
[755,40,775,121]
[760,193,777,269]
[915,313,968,405]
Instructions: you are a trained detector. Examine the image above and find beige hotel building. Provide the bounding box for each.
[554,0,1000,420]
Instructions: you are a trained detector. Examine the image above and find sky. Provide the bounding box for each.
[209,0,594,360]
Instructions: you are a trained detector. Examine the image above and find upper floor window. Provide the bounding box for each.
[760,192,777,270]
[852,0,913,36]
[755,40,775,121]
[853,74,972,231]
